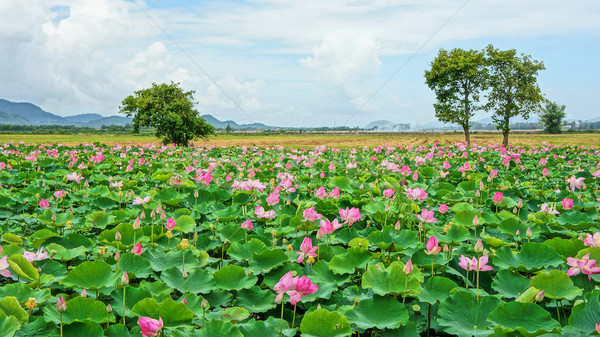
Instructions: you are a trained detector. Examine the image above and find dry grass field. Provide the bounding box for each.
[0,131,598,147]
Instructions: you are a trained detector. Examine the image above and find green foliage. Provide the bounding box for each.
[540,101,567,134]
[485,44,545,146]
[424,48,488,143]
[119,82,214,146]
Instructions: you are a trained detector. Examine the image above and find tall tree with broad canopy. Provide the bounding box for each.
[424,48,488,145]
[119,82,214,146]
[484,45,545,147]
[540,101,567,134]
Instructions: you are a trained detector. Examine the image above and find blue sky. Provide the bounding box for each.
[0,0,598,127]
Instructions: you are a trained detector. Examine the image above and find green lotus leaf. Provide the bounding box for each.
[222,306,250,322]
[118,253,153,278]
[131,297,193,327]
[45,243,87,261]
[493,242,563,272]
[156,188,185,206]
[379,322,420,337]
[330,176,352,191]
[14,316,55,337]
[361,261,423,296]
[213,265,257,291]
[63,260,116,291]
[0,283,51,305]
[300,309,352,337]
[145,249,208,272]
[7,254,39,281]
[160,267,215,294]
[62,320,104,337]
[491,270,530,299]
[329,247,372,275]
[31,229,60,247]
[345,295,408,330]
[218,222,246,242]
[105,324,132,337]
[556,212,594,229]
[174,215,196,233]
[440,224,471,243]
[437,292,502,337]
[92,196,117,209]
[44,296,109,324]
[239,317,296,337]
[228,239,268,261]
[202,289,233,308]
[544,237,586,258]
[236,286,277,313]
[1,233,23,245]
[139,280,172,297]
[568,290,600,334]
[366,226,420,250]
[417,276,458,304]
[248,248,288,274]
[452,210,482,227]
[196,319,243,337]
[110,286,152,317]
[309,261,351,287]
[85,211,115,229]
[488,301,560,335]
[530,270,582,300]
[0,296,28,324]
[497,218,539,239]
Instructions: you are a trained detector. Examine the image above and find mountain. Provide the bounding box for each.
[364,120,410,131]
[64,113,104,123]
[86,116,132,127]
[0,99,68,125]
[200,114,273,130]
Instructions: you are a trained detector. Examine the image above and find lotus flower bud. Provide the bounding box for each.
[395,221,401,231]
[513,207,518,214]
[121,271,129,286]
[535,290,545,302]
[133,217,141,230]
[160,211,166,221]
[515,230,520,237]
[181,296,187,305]
[150,210,156,219]
[403,258,413,275]
[443,244,449,254]
[81,289,87,298]
[56,296,66,313]
[140,210,146,220]
[115,230,122,241]
[526,227,532,239]
[107,304,113,313]
[182,269,188,279]
[472,215,479,227]
[474,239,484,254]
[115,251,120,261]
[201,299,208,310]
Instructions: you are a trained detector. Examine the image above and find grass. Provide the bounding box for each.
[1,131,599,147]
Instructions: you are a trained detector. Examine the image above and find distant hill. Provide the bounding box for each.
[86,116,132,127]
[64,113,104,123]
[364,120,410,131]
[200,114,273,130]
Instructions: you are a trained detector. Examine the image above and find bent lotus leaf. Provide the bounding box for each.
[488,301,560,335]
[222,306,250,322]
[568,290,600,334]
[156,188,185,206]
[530,270,582,300]
[493,242,563,272]
[239,318,296,337]
[160,267,215,294]
[62,320,104,337]
[7,254,39,281]
[248,249,288,274]
[418,276,458,304]
[236,286,277,313]
[0,312,20,337]
[491,270,530,299]
[213,265,257,290]
[44,297,108,324]
[366,226,419,250]
[345,295,408,330]
[329,247,372,275]
[0,283,51,305]
[118,253,153,278]
[174,215,196,233]
[228,239,268,261]
[63,260,116,291]
[361,261,423,296]
[131,298,193,327]
[300,309,352,337]
[110,286,152,317]
[0,296,29,324]
[437,292,502,337]
[544,237,585,258]
[85,211,114,229]
[196,319,243,337]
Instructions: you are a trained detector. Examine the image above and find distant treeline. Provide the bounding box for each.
[0,124,137,134]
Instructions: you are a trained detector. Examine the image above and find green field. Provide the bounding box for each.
[0,131,599,147]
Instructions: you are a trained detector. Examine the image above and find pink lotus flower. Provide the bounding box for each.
[240,220,253,231]
[490,169,498,178]
[302,207,322,223]
[274,271,297,304]
[328,187,340,199]
[296,237,318,263]
[23,247,48,262]
[424,236,441,255]
[403,258,413,275]
[566,175,585,191]
[416,209,437,223]
[255,206,275,219]
[562,198,573,210]
[317,218,342,239]
[266,192,280,206]
[53,190,67,199]
[294,275,318,297]
[383,188,395,199]
[542,168,549,177]
[165,218,176,230]
[132,242,143,255]
[438,204,448,214]
[584,233,600,247]
[66,172,83,183]
[458,254,475,271]
[492,192,503,204]
[339,207,362,226]
[540,203,560,215]
[406,187,428,202]
[567,253,600,280]
[133,196,151,205]
[314,187,328,199]
[138,316,163,337]
[39,198,50,209]
[0,256,12,278]
[473,254,493,272]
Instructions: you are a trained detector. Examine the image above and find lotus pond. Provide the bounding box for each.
[0,141,600,337]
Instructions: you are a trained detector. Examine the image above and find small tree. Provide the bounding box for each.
[540,101,566,134]
[485,45,545,147]
[119,82,214,146]
[225,123,233,133]
[424,48,488,144]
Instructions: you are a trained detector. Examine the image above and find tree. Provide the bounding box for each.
[119,82,214,146]
[484,45,545,146]
[424,48,488,144]
[540,101,566,134]
[225,123,233,133]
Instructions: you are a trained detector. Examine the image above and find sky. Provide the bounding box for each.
[0,0,598,128]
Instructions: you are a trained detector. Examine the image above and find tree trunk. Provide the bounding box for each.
[502,115,511,147]
[502,131,509,147]
[463,125,470,145]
